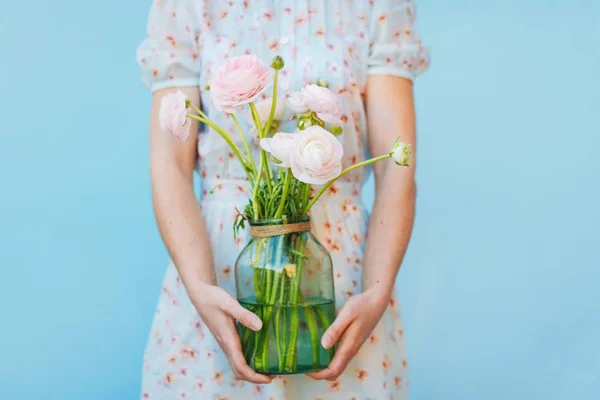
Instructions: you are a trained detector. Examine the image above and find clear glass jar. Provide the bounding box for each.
[235,218,336,374]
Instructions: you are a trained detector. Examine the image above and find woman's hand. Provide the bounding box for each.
[306,289,389,381]
[191,283,273,385]
[149,87,272,385]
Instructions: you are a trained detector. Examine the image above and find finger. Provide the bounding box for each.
[321,305,354,349]
[307,327,358,381]
[233,358,273,384]
[225,329,272,384]
[222,296,263,331]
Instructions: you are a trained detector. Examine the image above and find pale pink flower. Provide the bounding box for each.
[301,84,343,124]
[286,84,343,124]
[247,96,285,125]
[290,126,344,185]
[260,132,299,168]
[286,91,308,114]
[159,90,190,139]
[210,55,271,113]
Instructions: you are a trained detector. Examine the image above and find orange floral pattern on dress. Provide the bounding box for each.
[356,369,368,381]
[138,0,428,397]
[328,379,341,392]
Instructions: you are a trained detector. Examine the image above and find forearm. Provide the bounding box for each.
[362,171,415,296]
[150,87,215,300]
[362,76,417,297]
[151,165,215,290]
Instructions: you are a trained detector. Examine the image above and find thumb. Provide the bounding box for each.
[321,304,354,349]
[223,298,263,332]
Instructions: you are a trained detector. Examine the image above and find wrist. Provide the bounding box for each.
[187,280,219,310]
[362,286,392,311]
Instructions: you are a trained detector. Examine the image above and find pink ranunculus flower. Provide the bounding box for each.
[290,126,344,185]
[260,132,299,168]
[300,84,343,125]
[247,96,285,125]
[159,90,190,139]
[210,55,271,113]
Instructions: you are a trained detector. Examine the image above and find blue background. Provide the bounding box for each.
[1,1,598,399]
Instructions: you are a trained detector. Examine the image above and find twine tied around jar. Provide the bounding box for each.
[249,221,312,238]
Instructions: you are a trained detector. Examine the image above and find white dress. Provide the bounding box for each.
[137,0,429,398]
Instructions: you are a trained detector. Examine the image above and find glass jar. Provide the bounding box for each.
[235,217,336,374]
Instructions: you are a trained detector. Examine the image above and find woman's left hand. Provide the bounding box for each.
[306,288,389,381]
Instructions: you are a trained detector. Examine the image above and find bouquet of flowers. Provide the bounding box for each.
[159,55,412,374]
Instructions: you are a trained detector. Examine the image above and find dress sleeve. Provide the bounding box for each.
[136,0,201,92]
[368,0,430,80]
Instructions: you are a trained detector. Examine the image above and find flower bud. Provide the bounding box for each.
[329,125,343,136]
[297,116,313,130]
[270,55,285,70]
[316,77,329,88]
[390,139,412,166]
[204,82,211,91]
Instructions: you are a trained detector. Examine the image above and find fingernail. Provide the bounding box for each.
[322,336,331,348]
[251,319,262,331]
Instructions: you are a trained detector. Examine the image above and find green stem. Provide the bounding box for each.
[297,291,324,368]
[249,102,273,193]
[252,154,265,219]
[285,308,298,372]
[248,102,268,219]
[304,305,320,368]
[266,185,283,217]
[188,103,252,170]
[274,169,292,219]
[262,150,273,193]
[187,114,250,173]
[188,103,209,120]
[263,70,279,135]
[249,103,264,139]
[231,113,256,173]
[302,183,311,213]
[305,154,392,212]
[267,270,275,304]
[252,306,263,370]
[258,269,281,370]
[281,287,288,367]
[269,271,280,304]
[275,272,287,370]
[253,267,262,302]
[314,306,332,331]
[274,278,283,369]
[285,234,307,371]
[251,262,265,370]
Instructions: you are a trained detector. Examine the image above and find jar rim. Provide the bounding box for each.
[249,216,310,227]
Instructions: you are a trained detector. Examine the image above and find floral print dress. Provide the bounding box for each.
[137,1,429,399]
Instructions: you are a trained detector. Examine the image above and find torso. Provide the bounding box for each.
[141,2,411,398]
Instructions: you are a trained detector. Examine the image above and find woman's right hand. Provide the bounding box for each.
[191,283,273,384]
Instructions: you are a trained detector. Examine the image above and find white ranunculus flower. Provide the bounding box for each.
[290,126,344,185]
[259,132,299,168]
[286,91,308,114]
